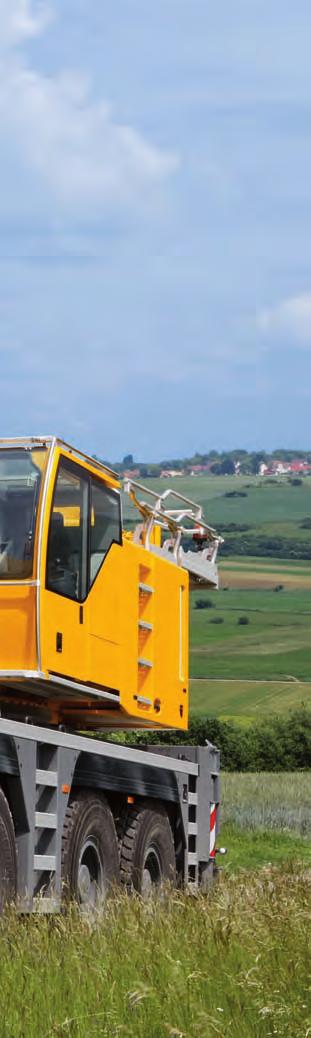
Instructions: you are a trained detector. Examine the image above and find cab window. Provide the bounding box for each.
[0,447,47,580]
[90,478,121,586]
[46,460,88,601]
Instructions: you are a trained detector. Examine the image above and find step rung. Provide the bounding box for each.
[188,822,198,836]
[34,854,56,871]
[36,769,58,787]
[138,657,153,668]
[139,582,154,594]
[188,852,198,867]
[35,812,58,829]
[188,792,198,806]
[138,620,153,631]
[136,695,152,706]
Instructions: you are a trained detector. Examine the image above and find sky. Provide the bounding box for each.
[1,1,311,461]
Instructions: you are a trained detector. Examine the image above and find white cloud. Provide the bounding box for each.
[0,1,177,215]
[0,0,52,48]
[258,293,311,346]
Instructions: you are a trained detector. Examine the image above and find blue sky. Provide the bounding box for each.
[1,1,311,460]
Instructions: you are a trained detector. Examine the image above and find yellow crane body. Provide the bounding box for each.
[0,437,221,731]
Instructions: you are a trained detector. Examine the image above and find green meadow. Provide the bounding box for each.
[122,471,311,549]
[1,770,310,1038]
[121,474,311,718]
[189,677,311,719]
[1,866,310,1038]
[190,587,311,717]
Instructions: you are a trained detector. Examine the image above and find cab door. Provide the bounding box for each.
[40,454,89,683]
[84,473,123,692]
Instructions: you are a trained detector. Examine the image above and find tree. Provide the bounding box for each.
[249,451,267,474]
[220,457,236,475]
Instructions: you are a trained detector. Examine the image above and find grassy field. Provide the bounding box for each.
[221,771,311,834]
[190,678,311,718]
[0,868,309,1038]
[122,475,311,717]
[219,556,311,589]
[190,586,311,717]
[122,471,311,548]
[0,867,310,1038]
[0,773,309,1037]
[220,771,311,871]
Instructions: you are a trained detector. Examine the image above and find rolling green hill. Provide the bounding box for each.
[122,473,311,557]
[190,586,311,718]
[123,475,311,719]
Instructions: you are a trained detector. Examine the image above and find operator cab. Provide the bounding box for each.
[0,436,221,733]
[0,437,125,728]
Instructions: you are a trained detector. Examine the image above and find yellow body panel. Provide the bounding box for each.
[84,538,189,728]
[0,439,190,730]
[0,585,37,671]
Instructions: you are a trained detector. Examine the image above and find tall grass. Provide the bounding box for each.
[0,866,310,1038]
[222,771,311,833]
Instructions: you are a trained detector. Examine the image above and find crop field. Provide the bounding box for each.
[190,588,311,681]
[219,557,311,590]
[189,587,311,718]
[221,770,311,835]
[123,474,311,718]
[0,770,310,1038]
[190,677,311,718]
[218,770,311,872]
[122,472,311,550]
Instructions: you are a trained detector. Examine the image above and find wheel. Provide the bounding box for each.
[61,791,120,907]
[0,787,17,912]
[119,801,176,895]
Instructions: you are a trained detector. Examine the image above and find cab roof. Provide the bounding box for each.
[0,436,119,482]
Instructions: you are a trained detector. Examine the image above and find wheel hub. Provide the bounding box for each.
[77,838,104,905]
[141,845,162,896]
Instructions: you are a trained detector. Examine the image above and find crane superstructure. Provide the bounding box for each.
[0,436,223,911]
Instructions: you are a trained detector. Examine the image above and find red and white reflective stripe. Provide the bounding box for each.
[209,802,217,858]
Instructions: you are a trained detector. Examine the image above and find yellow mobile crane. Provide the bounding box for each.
[0,437,223,910]
[0,436,221,731]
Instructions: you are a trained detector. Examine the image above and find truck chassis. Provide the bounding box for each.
[0,717,220,911]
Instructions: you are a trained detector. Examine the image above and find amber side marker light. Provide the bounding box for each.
[62,784,70,794]
[127,795,135,804]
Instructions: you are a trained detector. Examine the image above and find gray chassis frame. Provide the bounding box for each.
[0,717,220,911]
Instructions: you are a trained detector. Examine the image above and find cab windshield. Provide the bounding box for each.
[0,447,47,580]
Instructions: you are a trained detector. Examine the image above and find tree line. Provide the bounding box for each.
[107,708,311,771]
[96,449,311,478]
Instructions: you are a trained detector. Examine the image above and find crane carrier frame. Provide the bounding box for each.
[0,436,222,911]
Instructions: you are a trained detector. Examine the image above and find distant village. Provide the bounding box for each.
[110,450,311,480]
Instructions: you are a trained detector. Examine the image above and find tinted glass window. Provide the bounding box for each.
[0,447,46,580]
[46,461,88,601]
[90,479,121,585]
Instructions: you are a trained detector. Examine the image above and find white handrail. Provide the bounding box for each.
[123,478,219,538]
[123,477,223,587]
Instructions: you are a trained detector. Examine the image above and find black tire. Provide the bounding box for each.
[119,801,176,895]
[61,791,120,907]
[0,787,17,912]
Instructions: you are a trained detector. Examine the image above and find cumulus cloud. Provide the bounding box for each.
[0,0,52,48]
[258,293,311,346]
[0,0,177,215]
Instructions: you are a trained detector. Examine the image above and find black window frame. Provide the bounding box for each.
[45,456,122,604]
[88,471,122,593]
